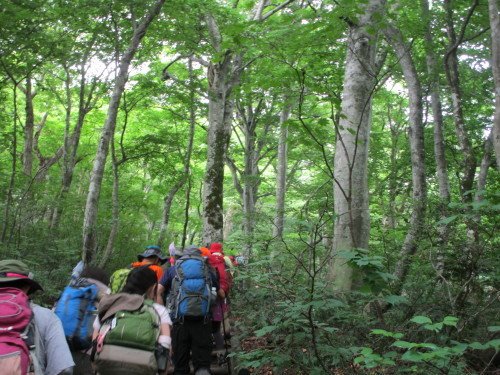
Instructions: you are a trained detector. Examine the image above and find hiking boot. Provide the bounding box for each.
[195,368,212,375]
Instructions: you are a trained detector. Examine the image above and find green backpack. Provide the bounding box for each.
[109,265,133,294]
[94,299,160,375]
[104,299,159,350]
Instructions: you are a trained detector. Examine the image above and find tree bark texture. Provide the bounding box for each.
[384,25,427,295]
[273,103,293,239]
[82,0,166,264]
[421,0,450,278]
[22,76,35,177]
[328,0,386,291]
[488,0,500,172]
[443,0,477,200]
[202,14,242,246]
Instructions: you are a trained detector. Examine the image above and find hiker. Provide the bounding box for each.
[92,265,171,375]
[159,245,220,375]
[109,245,167,300]
[55,266,110,375]
[207,243,232,365]
[0,259,75,375]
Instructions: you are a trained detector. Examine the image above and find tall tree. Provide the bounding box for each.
[443,0,477,201]
[383,24,426,294]
[82,0,166,264]
[328,0,387,291]
[489,0,500,172]
[421,0,450,277]
[202,0,296,246]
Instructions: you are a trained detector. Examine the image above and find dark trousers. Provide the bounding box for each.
[172,318,213,375]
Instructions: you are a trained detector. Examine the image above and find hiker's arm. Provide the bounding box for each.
[157,283,166,304]
[217,289,226,298]
[159,323,171,342]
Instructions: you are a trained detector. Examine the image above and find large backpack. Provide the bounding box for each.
[109,265,133,294]
[93,298,160,375]
[54,280,99,351]
[169,254,213,320]
[0,287,42,375]
[207,253,232,294]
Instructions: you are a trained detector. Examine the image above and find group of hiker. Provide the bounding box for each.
[0,242,239,375]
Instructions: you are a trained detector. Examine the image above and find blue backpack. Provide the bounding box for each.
[169,252,213,321]
[55,280,99,351]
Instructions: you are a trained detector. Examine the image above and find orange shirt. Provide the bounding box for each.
[132,261,164,281]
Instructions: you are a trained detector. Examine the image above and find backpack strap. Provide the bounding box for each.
[27,303,43,375]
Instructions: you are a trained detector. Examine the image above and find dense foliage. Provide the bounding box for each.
[0,0,498,373]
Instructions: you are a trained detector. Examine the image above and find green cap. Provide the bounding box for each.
[0,259,43,293]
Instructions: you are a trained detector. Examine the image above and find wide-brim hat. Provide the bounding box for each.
[137,245,168,264]
[0,259,43,293]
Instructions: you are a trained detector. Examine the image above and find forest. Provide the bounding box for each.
[0,0,499,373]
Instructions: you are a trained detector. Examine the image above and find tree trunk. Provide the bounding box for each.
[202,2,295,246]
[443,0,477,200]
[383,25,427,295]
[202,15,241,246]
[273,102,293,239]
[99,139,120,268]
[422,0,450,278]
[51,47,102,230]
[1,84,19,242]
[489,0,500,172]
[328,0,386,291]
[21,75,35,177]
[82,0,166,264]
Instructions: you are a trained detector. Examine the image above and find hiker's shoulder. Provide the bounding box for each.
[32,303,66,336]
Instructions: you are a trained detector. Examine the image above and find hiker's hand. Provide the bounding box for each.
[218,289,226,298]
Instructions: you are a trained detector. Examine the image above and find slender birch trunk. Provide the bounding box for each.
[384,25,427,295]
[488,0,500,172]
[21,75,35,177]
[422,0,450,277]
[273,102,293,239]
[1,84,19,242]
[82,0,166,264]
[328,0,386,291]
[443,0,477,200]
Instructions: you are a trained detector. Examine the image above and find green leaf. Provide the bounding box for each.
[392,340,412,348]
[424,322,443,332]
[469,342,488,350]
[411,316,432,325]
[435,215,458,225]
[371,329,399,338]
[487,326,500,332]
[255,325,277,337]
[401,351,424,362]
[486,339,500,350]
[443,316,459,327]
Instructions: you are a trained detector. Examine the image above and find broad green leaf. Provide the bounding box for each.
[401,351,424,362]
[411,316,432,324]
[392,340,412,348]
[443,316,459,327]
[435,215,458,225]
[255,325,277,337]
